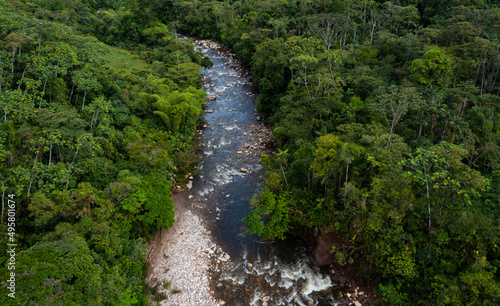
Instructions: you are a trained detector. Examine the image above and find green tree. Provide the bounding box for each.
[72,68,101,110]
[5,237,102,304]
[409,46,451,89]
[244,188,294,240]
[401,142,488,230]
[371,86,423,147]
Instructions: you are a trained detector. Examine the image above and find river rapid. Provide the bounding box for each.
[187,39,342,306]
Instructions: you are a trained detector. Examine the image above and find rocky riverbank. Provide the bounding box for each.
[146,192,225,306]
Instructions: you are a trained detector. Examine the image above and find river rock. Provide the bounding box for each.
[246,263,253,271]
[205,109,214,113]
[240,168,248,173]
[354,302,362,306]
[186,181,193,190]
[313,235,334,266]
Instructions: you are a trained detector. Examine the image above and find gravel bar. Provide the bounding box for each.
[147,193,225,306]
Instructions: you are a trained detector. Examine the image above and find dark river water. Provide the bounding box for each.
[188,39,341,306]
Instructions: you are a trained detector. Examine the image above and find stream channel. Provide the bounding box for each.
[187,39,342,306]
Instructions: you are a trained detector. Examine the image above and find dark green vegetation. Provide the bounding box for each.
[0,0,211,304]
[155,0,500,304]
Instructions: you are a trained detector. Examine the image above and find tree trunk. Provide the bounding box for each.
[425,178,431,229]
[441,121,448,137]
[28,151,40,195]
[460,97,467,118]
[27,172,35,195]
[11,49,15,77]
[387,118,397,148]
[71,147,79,165]
[39,77,48,108]
[480,62,486,95]
[82,91,87,110]
[344,160,349,200]
[69,83,75,105]
[18,63,31,90]
[48,141,52,168]
[38,32,42,55]
[370,22,376,44]
[418,111,424,137]
[280,163,289,190]
[65,174,70,191]
[94,109,100,129]
[57,143,63,162]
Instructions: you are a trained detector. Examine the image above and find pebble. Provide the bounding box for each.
[152,210,220,306]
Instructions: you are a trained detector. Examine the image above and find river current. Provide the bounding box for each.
[188,39,340,306]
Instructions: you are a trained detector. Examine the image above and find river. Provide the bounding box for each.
[188,39,341,306]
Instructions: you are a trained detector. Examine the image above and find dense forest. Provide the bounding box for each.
[1,0,500,305]
[0,0,211,304]
[153,0,499,304]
